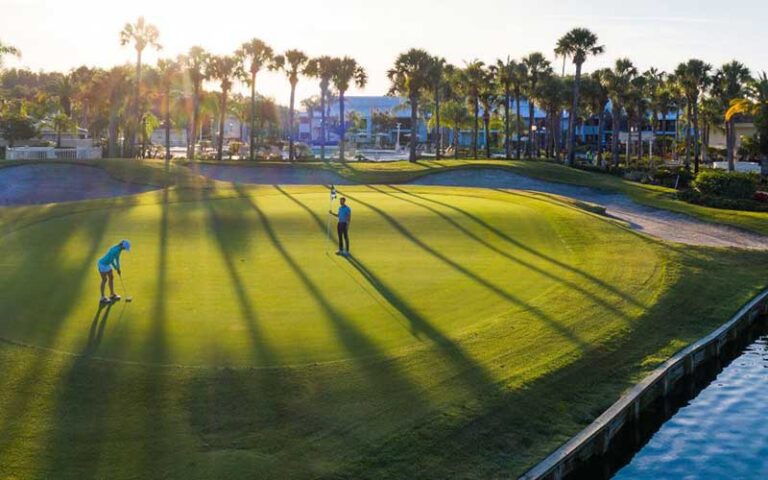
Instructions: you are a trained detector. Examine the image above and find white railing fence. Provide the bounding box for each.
[5,147,102,160]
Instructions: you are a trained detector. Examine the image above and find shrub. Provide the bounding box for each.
[754,191,768,203]
[678,189,768,212]
[692,170,759,199]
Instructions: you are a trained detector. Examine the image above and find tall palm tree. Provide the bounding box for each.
[510,61,528,159]
[555,28,605,165]
[674,59,712,173]
[155,57,181,167]
[387,49,434,162]
[604,58,638,167]
[522,53,553,158]
[305,56,337,161]
[331,56,367,161]
[585,69,611,164]
[428,56,447,160]
[180,46,208,160]
[535,75,567,161]
[440,100,470,159]
[496,57,520,159]
[462,60,488,159]
[119,16,161,158]
[478,68,498,158]
[206,54,241,161]
[726,72,768,160]
[712,61,751,171]
[236,39,275,162]
[273,49,309,161]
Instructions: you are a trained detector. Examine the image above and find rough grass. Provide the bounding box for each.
[0,181,767,479]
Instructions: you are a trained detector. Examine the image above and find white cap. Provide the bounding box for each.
[121,239,131,252]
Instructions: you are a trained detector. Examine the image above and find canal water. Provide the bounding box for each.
[567,323,768,479]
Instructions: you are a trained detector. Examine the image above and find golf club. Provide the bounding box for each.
[118,272,133,302]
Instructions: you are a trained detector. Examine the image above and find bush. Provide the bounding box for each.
[678,189,768,212]
[692,170,759,199]
[754,191,768,203]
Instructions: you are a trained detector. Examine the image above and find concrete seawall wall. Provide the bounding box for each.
[520,288,768,480]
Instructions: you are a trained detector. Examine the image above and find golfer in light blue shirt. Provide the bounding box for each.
[330,197,351,256]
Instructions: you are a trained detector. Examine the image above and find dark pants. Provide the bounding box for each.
[337,222,349,252]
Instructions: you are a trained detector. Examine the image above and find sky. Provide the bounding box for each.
[1,0,767,106]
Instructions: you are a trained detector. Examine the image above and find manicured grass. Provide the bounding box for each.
[1,183,767,478]
[188,158,768,236]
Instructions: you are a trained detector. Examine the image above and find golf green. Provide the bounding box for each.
[0,185,659,368]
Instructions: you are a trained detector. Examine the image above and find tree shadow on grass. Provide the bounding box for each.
[341,191,591,352]
[0,211,111,462]
[393,185,646,310]
[369,185,637,324]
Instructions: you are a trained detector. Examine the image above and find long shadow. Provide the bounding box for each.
[391,185,645,309]
[0,211,111,460]
[273,185,327,233]
[342,191,590,351]
[344,255,495,393]
[369,186,636,323]
[233,186,428,403]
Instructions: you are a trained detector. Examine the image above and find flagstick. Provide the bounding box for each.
[327,185,335,251]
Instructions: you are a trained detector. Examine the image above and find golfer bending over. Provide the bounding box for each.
[330,197,351,256]
[97,239,131,304]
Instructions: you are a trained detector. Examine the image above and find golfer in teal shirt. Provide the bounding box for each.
[330,197,351,256]
[97,240,131,303]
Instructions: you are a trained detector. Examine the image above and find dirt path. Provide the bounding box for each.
[0,164,157,206]
[408,169,768,250]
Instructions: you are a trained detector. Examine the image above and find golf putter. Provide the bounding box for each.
[118,273,133,302]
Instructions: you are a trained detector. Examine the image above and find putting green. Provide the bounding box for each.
[0,185,659,368]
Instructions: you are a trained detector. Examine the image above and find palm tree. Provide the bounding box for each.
[536,75,567,161]
[584,69,611,164]
[496,57,521,159]
[331,56,367,161]
[428,56,447,159]
[206,54,241,161]
[180,46,208,160]
[236,39,275,161]
[604,58,638,167]
[674,59,712,173]
[301,96,320,147]
[555,28,605,165]
[273,49,309,161]
[155,57,181,166]
[440,100,470,159]
[522,53,553,158]
[712,61,752,170]
[478,68,498,158]
[462,60,488,159]
[387,49,434,162]
[305,56,337,161]
[52,74,75,118]
[726,72,768,162]
[509,61,528,159]
[119,16,161,158]
[0,40,20,69]
[51,112,74,148]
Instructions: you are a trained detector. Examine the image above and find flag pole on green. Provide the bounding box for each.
[327,185,336,246]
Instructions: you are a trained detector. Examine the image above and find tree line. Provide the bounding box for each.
[2,24,768,171]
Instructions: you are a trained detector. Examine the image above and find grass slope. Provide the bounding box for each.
[0,183,766,479]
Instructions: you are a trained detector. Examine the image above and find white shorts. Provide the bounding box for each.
[97,263,112,274]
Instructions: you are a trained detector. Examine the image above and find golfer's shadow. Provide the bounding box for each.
[84,302,114,356]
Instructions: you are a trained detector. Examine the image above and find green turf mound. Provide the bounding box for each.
[0,185,660,368]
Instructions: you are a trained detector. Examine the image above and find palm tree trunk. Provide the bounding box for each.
[454,126,459,159]
[190,83,200,160]
[435,87,442,160]
[727,120,735,171]
[596,106,605,166]
[289,81,296,161]
[515,90,522,159]
[473,96,479,159]
[693,100,700,173]
[661,113,668,158]
[611,104,621,167]
[638,123,644,163]
[217,89,228,161]
[483,112,491,158]
[567,62,583,166]
[250,73,256,161]
[339,90,346,161]
[320,86,326,161]
[528,100,535,157]
[165,90,171,167]
[504,88,511,159]
[130,48,143,158]
[684,103,692,169]
[409,95,418,162]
